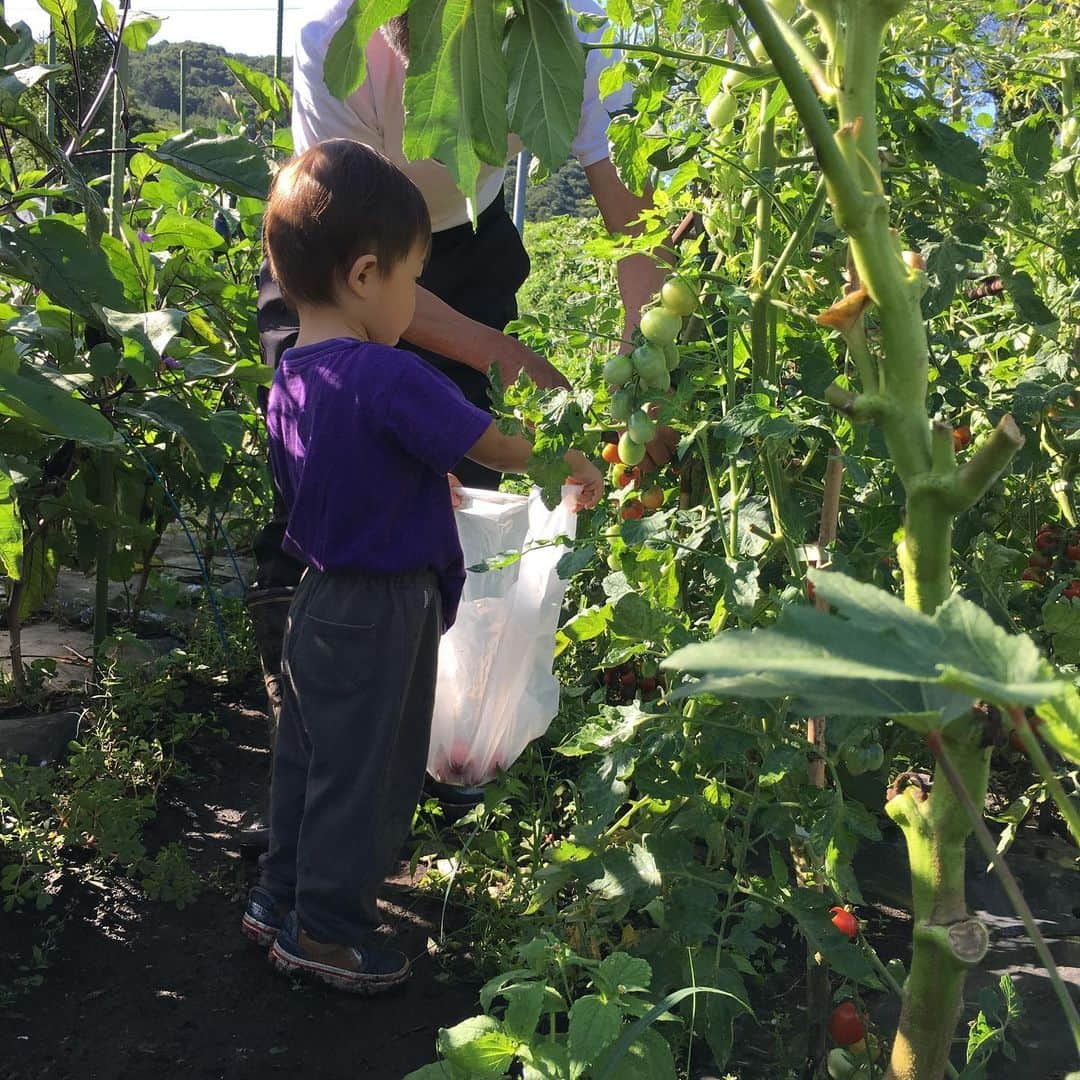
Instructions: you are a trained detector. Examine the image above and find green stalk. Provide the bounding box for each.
[1007,707,1080,846]
[732,2,1028,1077]
[750,89,777,387]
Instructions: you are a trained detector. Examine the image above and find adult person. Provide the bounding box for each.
[240,0,674,852]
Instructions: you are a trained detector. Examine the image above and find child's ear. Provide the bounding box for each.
[345,253,378,298]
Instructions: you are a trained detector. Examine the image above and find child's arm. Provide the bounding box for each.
[465,422,604,510]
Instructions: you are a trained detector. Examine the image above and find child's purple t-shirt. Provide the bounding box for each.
[266,337,493,629]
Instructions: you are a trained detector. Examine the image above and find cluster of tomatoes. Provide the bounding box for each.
[601,435,667,519]
[1020,522,1080,598]
[823,909,882,1077]
[600,660,664,704]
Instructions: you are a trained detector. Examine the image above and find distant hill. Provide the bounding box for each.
[128,40,287,129]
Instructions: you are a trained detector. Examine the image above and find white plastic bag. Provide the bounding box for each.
[427,486,578,787]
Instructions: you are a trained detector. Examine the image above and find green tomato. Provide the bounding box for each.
[618,432,647,467]
[661,277,697,317]
[643,367,671,394]
[632,343,667,381]
[768,0,796,17]
[723,66,752,91]
[863,742,884,771]
[640,307,682,346]
[748,34,768,62]
[827,1048,865,1080]
[609,386,635,422]
[628,409,657,445]
[603,353,633,387]
[705,91,737,132]
[664,343,680,371]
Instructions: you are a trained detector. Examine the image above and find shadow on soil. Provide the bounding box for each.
[0,681,476,1080]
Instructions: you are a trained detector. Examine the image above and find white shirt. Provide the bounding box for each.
[291,0,625,231]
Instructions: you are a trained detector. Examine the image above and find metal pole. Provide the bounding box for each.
[512,149,530,234]
[179,48,187,129]
[274,0,285,82]
[45,33,56,214]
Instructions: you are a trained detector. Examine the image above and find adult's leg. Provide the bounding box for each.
[243,262,306,854]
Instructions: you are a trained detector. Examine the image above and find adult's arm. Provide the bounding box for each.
[583,156,669,346]
[406,286,571,390]
[584,157,678,470]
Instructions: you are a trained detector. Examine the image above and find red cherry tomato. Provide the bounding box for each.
[1067,545,1080,561]
[621,500,644,520]
[828,1002,866,1046]
[952,425,971,451]
[830,906,859,940]
[1020,568,1044,582]
[1028,553,1052,569]
[1036,532,1059,552]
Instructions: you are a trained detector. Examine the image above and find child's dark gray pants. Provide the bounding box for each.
[258,567,441,945]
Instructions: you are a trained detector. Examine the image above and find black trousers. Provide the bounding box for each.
[252,196,531,589]
[258,568,441,942]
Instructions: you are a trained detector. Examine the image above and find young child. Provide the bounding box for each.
[239,139,603,993]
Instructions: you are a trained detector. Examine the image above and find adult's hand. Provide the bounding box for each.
[641,424,680,474]
[496,337,571,392]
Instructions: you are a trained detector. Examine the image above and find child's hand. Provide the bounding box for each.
[448,473,464,509]
[564,451,604,511]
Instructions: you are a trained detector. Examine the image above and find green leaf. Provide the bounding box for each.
[503,982,546,1040]
[911,118,987,185]
[1034,683,1080,764]
[561,604,613,643]
[117,394,227,472]
[0,369,119,446]
[0,64,67,118]
[0,463,23,580]
[0,219,133,317]
[1012,118,1052,181]
[595,953,652,995]
[17,531,58,620]
[146,211,225,251]
[666,571,1064,728]
[402,0,508,208]
[595,985,752,1080]
[437,1016,518,1078]
[99,307,186,362]
[505,0,586,170]
[120,12,161,51]
[36,0,96,48]
[224,57,290,117]
[568,995,622,1079]
[148,133,270,199]
[999,264,1057,330]
[324,0,409,99]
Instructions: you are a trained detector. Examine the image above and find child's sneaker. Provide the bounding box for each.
[240,886,290,948]
[268,911,410,994]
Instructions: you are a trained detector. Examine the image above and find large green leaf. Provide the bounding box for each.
[224,57,290,118]
[505,0,585,169]
[148,133,270,199]
[120,12,161,51]
[437,1016,518,1078]
[0,219,132,317]
[117,394,229,473]
[666,571,1066,728]
[323,0,409,100]
[0,64,67,118]
[0,369,120,446]
[403,0,508,206]
[567,995,622,1079]
[910,117,987,185]
[1034,684,1080,764]
[99,307,186,361]
[0,462,23,581]
[36,0,97,48]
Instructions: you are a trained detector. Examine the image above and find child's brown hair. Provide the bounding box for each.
[263,139,431,307]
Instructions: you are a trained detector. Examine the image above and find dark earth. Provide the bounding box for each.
[0,679,476,1080]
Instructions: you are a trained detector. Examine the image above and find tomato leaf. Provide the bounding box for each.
[667,571,1066,727]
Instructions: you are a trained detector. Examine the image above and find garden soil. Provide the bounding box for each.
[0,677,476,1080]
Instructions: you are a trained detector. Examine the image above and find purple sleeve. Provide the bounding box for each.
[375,352,494,475]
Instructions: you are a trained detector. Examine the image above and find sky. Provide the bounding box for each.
[3,1,303,57]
